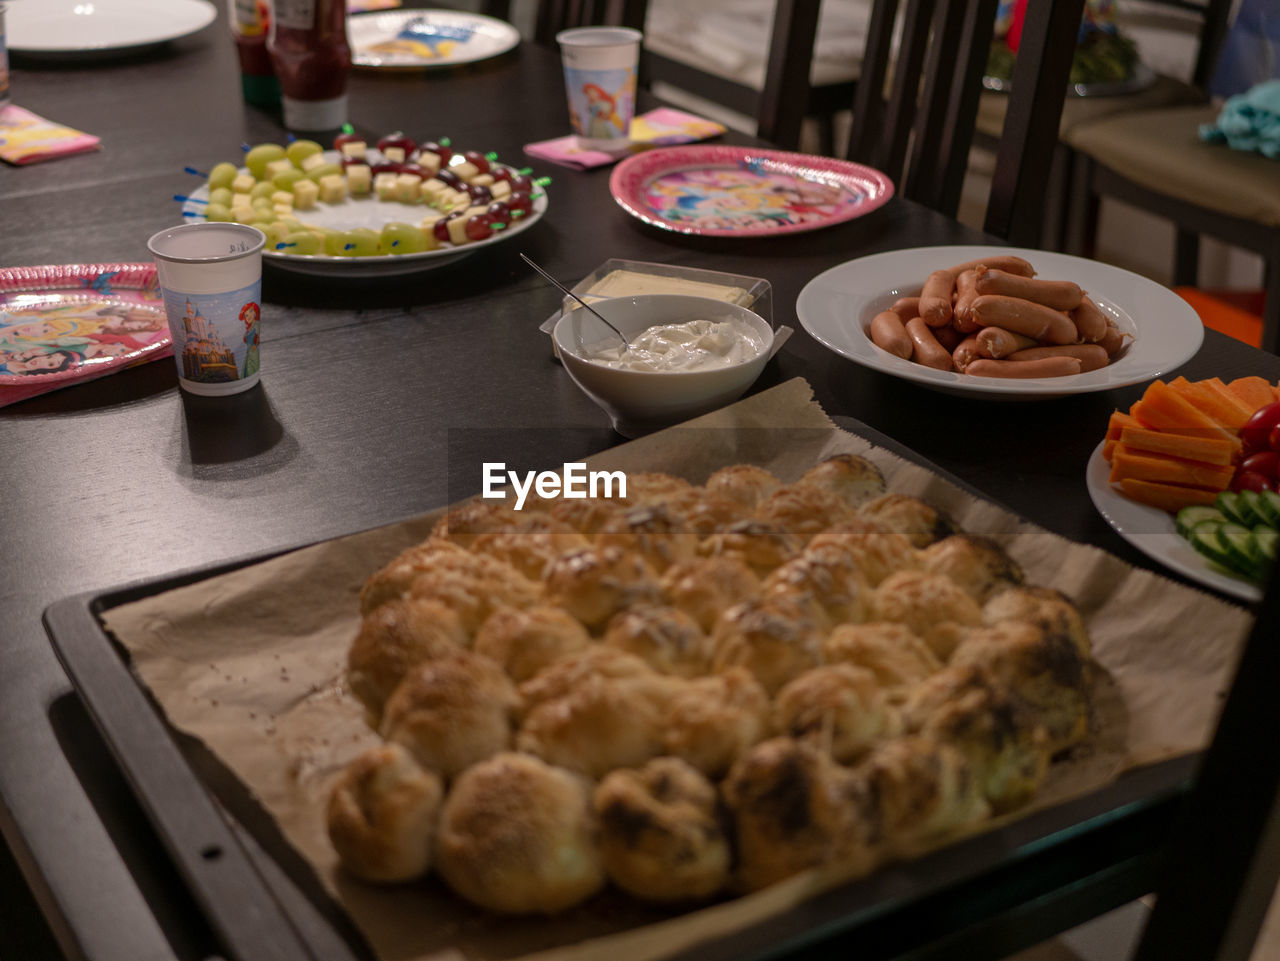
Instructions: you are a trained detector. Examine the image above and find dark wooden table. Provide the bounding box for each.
[3,8,1277,961]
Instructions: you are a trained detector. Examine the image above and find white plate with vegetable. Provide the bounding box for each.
[180,138,547,278]
[796,246,1203,400]
[1086,441,1261,602]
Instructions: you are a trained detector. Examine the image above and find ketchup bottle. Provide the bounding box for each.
[267,0,351,132]
[229,0,280,108]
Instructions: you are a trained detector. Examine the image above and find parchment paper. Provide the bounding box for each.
[102,377,1254,961]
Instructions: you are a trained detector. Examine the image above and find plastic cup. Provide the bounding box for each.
[556,26,641,150]
[147,223,266,397]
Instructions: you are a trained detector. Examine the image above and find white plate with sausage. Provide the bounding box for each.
[795,245,1203,399]
[1085,441,1260,601]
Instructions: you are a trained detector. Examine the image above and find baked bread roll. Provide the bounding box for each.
[543,545,660,632]
[950,620,1090,753]
[603,604,709,677]
[822,622,942,691]
[872,570,984,660]
[347,597,468,722]
[594,757,730,902]
[703,464,782,511]
[661,667,770,777]
[326,744,443,883]
[857,494,954,548]
[664,487,744,537]
[709,595,825,695]
[472,605,591,682]
[359,538,469,615]
[598,503,700,573]
[798,454,886,509]
[699,520,801,576]
[805,527,919,588]
[516,657,675,779]
[722,737,874,891]
[762,550,874,628]
[469,514,589,582]
[431,498,523,547]
[752,484,858,541]
[773,664,902,763]
[405,550,540,636]
[547,496,627,537]
[379,650,521,780]
[660,556,761,633]
[920,535,1024,603]
[856,736,989,849]
[625,471,695,505]
[982,586,1091,659]
[902,665,1050,811]
[436,753,604,914]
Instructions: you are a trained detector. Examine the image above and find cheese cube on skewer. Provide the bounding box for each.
[292,178,320,210]
[346,164,372,195]
[373,172,399,201]
[231,173,256,194]
[318,173,348,204]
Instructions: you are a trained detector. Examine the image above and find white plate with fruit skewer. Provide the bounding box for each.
[1086,440,1261,602]
[179,133,548,278]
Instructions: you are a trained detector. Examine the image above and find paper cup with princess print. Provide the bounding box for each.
[147,223,265,397]
[556,27,641,150]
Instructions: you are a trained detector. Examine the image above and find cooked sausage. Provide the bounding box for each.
[890,296,921,322]
[1097,321,1128,357]
[869,310,913,359]
[966,357,1083,378]
[975,326,1037,359]
[1072,295,1109,342]
[973,267,1083,311]
[1007,344,1110,372]
[919,271,955,327]
[971,295,1078,345]
[944,255,1036,278]
[905,317,954,370]
[953,270,980,331]
[933,324,962,352]
[953,335,982,372]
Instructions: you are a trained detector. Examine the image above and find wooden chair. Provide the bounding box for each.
[515,0,828,152]
[846,0,1087,245]
[1063,1,1280,351]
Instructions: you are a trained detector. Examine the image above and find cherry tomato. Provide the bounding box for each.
[1241,401,1280,454]
[1241,451,1280,481]
[1232,470,1275,493]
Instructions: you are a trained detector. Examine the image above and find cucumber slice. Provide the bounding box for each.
[1176,505,1228,538]
[1215,491,1251,527]
[1188,521,1234,570]
[1220,523,1264,579]
[1255,526,1278,562]
[1238,490,1268,527]
[1259,491,1280,528]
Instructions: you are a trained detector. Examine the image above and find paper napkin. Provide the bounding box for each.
[0,105,100,165]
[524,107,726,170]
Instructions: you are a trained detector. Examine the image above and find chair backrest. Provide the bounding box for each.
[518,0,825,151]
[847,0,1086,246]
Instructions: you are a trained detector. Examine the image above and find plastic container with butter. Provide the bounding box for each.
[540,259,773,357]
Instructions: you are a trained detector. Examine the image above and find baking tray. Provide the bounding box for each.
[43,416,1202,961]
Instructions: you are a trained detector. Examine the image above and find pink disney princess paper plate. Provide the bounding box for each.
[0,263,172,407]
[608,145,894,238]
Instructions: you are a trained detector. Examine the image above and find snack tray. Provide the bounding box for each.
[43,415,1199,961]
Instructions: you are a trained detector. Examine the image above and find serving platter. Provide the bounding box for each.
[795,245,1203,400]
[609,146,893,238]
[348,9,520,69]
[0,263,171,406]
[1085,441,1259,602]
[180,150,547,278]
[6,0,216,57]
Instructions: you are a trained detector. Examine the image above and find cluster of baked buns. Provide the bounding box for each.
[327,456,1093,914]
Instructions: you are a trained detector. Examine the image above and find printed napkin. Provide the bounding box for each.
[0,105,100,165]
[524,107,726,170]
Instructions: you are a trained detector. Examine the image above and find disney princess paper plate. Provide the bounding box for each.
[608,145,894,238]
[0,264,171,407]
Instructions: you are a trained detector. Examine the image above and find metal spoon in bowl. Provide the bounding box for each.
[520,252,629,347]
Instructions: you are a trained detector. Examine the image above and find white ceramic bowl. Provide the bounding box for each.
[553,294,774,437]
